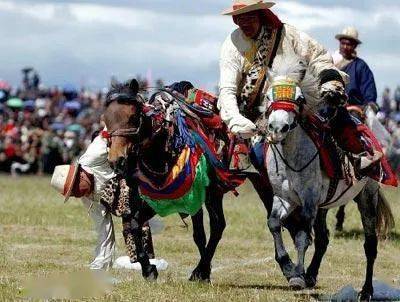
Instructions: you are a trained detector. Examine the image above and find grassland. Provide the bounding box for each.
[0,175,399,301]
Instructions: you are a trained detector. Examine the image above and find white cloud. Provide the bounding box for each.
[0,0,399,93]
[0,0,56,20]
[277,1,400,31]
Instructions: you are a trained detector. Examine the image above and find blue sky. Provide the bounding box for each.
[0,0,399,97]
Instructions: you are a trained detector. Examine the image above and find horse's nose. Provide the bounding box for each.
[281,123,290,133]
[268,122,290,134]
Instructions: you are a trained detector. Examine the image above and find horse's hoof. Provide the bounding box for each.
[143,264,158,281]
[358,291,372,302]
[189,268,211,283]
[305,274,317,288]
[289,277,306,290]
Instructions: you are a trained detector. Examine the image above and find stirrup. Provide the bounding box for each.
[349,150,382,181]
[359,151,383,170]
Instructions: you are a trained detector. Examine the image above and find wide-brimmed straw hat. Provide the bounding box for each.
[51,163,80,203]
[221,0,275,16]
[335,26,362,45]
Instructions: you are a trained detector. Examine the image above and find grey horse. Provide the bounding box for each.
[257,59,394,301]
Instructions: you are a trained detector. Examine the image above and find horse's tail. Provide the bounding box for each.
[376,189,395,238]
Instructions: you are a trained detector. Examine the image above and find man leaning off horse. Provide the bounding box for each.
[218,0,383,176]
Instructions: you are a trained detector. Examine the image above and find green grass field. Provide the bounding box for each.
[0,175,399,301]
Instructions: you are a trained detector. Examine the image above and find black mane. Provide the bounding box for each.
[105,79,140,108]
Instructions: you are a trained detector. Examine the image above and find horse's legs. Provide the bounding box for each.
[191,185,225,282]
[247,172,274,216]
[354,184,379,301]
[189,208,208,281]
[305,208,329,288]
[288,193,319,289]
[191,209,207,259]
[268,197,296,282]
[289,228,311,289]
[335,205,346,232]
[122,197,158,280]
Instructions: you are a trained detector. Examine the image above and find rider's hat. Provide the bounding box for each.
[221,0,275,16]
[51,163,80,203]
[335,27,362,45]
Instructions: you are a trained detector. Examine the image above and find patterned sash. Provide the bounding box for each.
[239,25,281,119]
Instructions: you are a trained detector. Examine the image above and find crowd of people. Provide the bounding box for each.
[0,69,105,175]
[0,68,400,176]
[382,86,400,175]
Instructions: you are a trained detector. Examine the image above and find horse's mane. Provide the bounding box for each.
[105,79,142,108]
[268,52,321,109]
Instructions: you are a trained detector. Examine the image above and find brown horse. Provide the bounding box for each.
[102,79,274,281]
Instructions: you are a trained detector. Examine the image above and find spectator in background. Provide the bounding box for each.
[0,74,105,175]
[332,27,377,106]
[394,85,400,113]
[382,87,392,115]
[1,71,168,176]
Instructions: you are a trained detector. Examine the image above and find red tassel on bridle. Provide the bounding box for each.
[101,130,111,139]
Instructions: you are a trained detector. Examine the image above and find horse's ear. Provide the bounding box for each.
[129,79,139,95]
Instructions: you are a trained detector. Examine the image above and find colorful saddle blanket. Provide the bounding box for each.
[301,113,398,187]
[138,146,210,217]
[138,91,245,217]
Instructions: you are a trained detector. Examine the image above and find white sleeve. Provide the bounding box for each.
[218,34,243,126]
[286,25,349,84]
[78,134,109,170]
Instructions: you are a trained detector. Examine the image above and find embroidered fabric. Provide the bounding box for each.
[240,26,278,111]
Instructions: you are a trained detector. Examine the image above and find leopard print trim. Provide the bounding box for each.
[122,221,138,262]
[100,176,131,217]
[122,221,155,263]
[103,177,155,263]
[240,26,279,110]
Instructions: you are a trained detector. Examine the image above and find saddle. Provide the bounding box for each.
[300,110,397,187]
[132,89,246,216]
[300,113,348,181]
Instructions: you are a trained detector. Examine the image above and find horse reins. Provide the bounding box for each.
[271,144,319,173]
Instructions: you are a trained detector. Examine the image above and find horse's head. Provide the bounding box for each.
[263,76,305,144]
[102,79,147,174]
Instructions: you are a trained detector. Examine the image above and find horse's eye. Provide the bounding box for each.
[282,124,289,133]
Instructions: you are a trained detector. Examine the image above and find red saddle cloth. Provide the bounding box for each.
[185,88,224,130]
[302,114,398,187]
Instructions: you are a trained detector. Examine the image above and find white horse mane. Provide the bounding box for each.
[268,52,321,110]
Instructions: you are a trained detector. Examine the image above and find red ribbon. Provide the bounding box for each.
[269,101,299,114]
[101,130,111,139]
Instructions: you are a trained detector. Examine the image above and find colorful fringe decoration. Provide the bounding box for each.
[140,153,210,217]
[138,146,203,200]
[136,90,246,217]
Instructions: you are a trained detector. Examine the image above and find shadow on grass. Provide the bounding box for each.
[295,292,324,300]
[218,283,320,291]
[334,229,400,241]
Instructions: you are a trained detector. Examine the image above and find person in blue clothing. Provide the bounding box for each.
[332,26,377,105]
[332,27,379,231]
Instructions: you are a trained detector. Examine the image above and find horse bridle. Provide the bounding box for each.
[102,116,143,146]
[102,92,146,149]
[265,99,303,131]
[263,87,319,173]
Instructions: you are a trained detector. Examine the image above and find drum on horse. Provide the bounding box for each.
[101,79,273,282]
[257,56,395,301]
